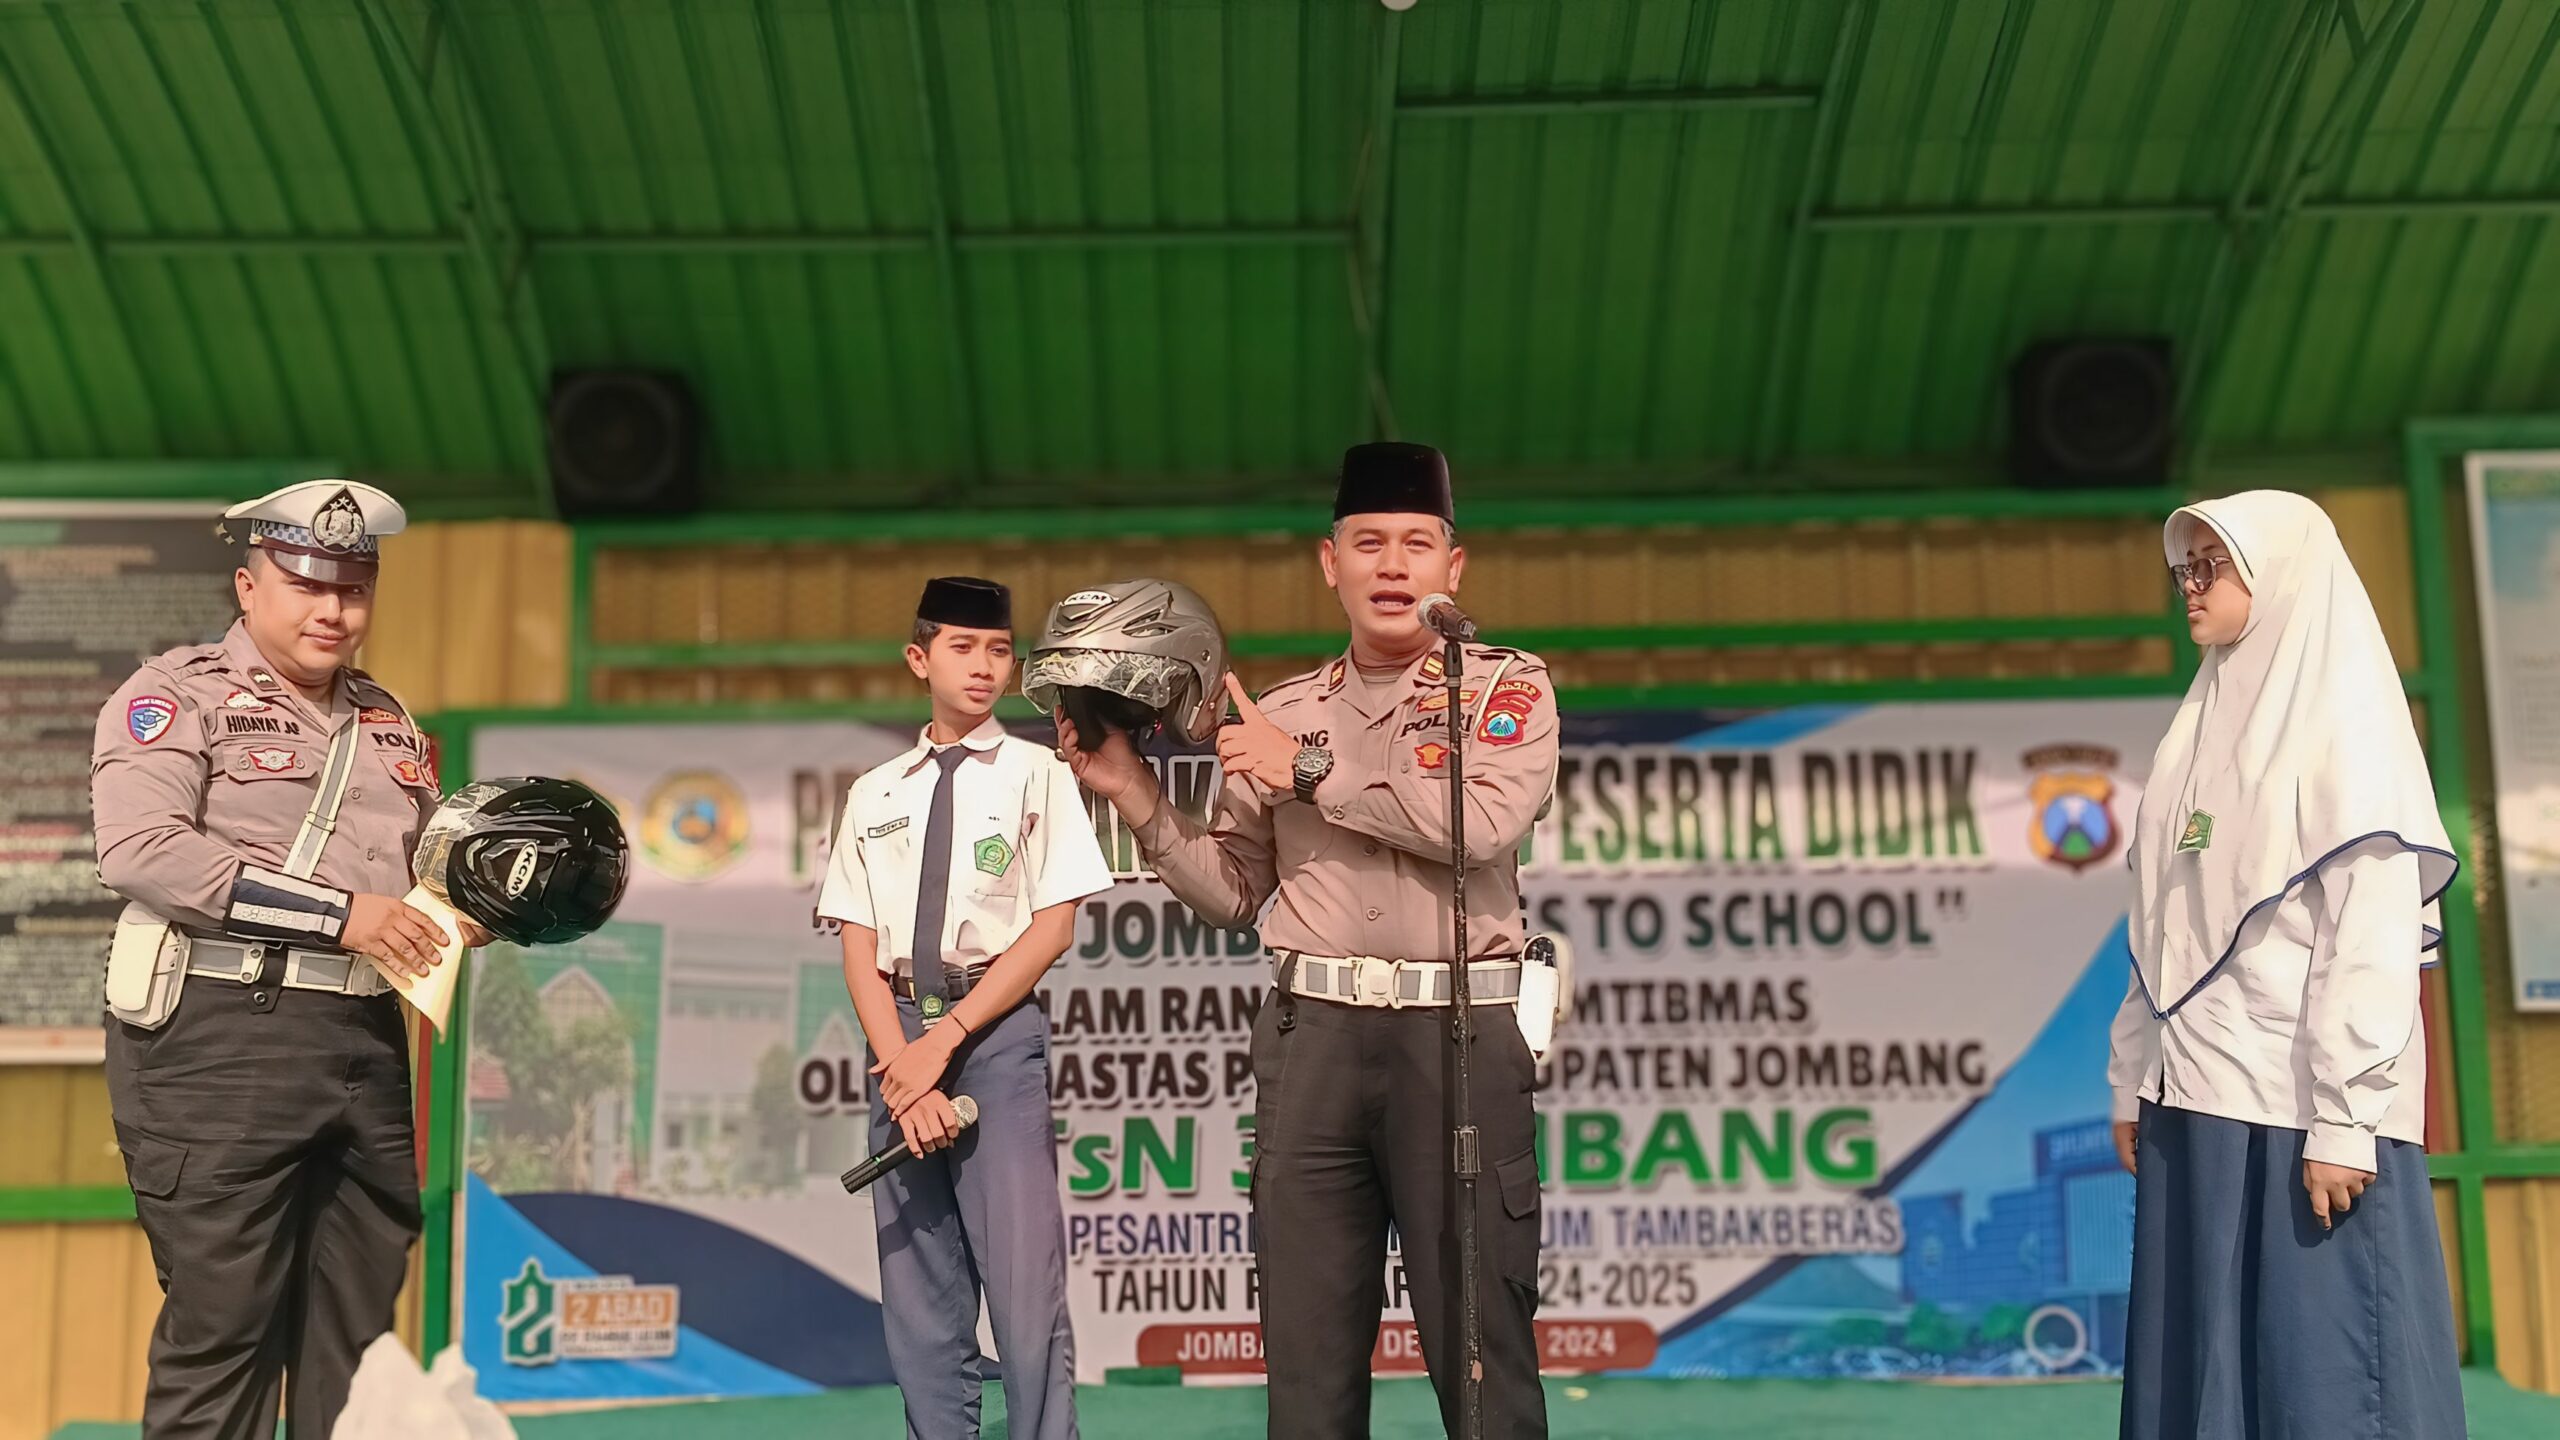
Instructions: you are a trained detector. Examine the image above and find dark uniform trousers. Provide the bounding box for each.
[1250,983,1547,1439]
[102,966,422,1440]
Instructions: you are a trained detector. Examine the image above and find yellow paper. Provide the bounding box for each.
[367,884,470,1034]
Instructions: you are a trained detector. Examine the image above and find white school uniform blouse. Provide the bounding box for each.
[2109,842,2426,1174]
[818,716,1116,977]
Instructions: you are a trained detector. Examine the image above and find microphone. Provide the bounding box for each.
[841,1094,980,1194]
[1418,593,1477,643]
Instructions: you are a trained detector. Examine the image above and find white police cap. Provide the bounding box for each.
[223,480,407,584]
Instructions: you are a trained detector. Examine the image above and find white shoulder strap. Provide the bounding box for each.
[284,719,364,879]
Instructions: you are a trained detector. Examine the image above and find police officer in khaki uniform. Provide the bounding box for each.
[91,480,484,1439]
[1061,444,1559,1438]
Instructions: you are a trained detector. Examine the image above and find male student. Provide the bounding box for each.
[821,576,1115,1440]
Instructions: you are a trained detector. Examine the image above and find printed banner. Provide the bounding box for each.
[456,699,2165,1398]
[2465,451,2560,1010]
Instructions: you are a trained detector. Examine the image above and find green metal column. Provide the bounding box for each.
[418,716,477,1361]
[2400,414,2560,1369]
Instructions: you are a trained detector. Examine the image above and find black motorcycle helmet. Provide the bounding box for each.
[435,778,631,946]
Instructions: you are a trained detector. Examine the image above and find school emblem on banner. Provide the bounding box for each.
[2022,744,2121,873]
[640,770,749,882]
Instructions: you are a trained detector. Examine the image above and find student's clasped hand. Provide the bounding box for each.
[874,1029,960,1119]
[2304,1159,2373,1230]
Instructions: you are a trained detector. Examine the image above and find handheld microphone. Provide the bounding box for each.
[841,1094,980,1194]
[1418,593,1477,643]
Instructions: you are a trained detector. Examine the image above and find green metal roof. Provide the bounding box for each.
[0,0,2553,513]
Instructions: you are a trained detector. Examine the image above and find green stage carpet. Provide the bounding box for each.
[56,1370,2560,1439]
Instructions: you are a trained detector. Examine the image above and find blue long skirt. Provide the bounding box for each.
[2121,1102,2466,1439]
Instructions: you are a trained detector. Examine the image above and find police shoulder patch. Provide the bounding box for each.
[126,694,178,746]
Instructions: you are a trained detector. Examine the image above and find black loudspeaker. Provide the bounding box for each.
[2008,338,2174,489]
[546,369,701,518]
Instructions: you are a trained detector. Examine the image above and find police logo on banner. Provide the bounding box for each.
[640,770,749,881]
[2023,744,2122,874]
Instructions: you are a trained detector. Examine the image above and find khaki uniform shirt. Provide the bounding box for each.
[91,620,438,934]
[1134,643,1559,962]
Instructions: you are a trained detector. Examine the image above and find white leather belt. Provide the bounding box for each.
[186,937,392,997]
[1281,953,1523,1009]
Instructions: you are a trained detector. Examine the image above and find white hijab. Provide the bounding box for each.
[2130,489,2457,1019]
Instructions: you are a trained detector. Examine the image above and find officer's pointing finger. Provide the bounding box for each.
[1223,672,1262,721]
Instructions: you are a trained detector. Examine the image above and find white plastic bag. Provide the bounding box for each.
[333,1334,517,1440]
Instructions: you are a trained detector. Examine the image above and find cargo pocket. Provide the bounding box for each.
[1247,997,1292,1223]
[119,1131,186,1202]
[1494,1143,1541,1313]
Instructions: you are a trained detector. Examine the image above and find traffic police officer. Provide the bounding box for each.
[1061,444,1559,1438]
[91,480,479,1438]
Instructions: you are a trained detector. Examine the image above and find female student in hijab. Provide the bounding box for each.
[2109,490,2465,1439]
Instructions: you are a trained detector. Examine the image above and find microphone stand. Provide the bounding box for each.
[1440,625,1484,1440]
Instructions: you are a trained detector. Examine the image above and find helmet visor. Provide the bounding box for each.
[1022,648,1198,717]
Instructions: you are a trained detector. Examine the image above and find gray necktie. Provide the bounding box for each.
[911,746,971,1022]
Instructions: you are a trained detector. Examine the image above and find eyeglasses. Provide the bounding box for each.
[2170,555,2236,596]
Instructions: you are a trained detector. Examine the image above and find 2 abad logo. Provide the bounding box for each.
[499,1259,679,1366]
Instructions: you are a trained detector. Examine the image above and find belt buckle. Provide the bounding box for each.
[1355,956,1399,1009]
[293,951,354,993]
[236,943,264,984]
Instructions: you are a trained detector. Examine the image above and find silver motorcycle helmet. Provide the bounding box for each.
[1022,579,1228,750]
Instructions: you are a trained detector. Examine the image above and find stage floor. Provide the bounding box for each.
[58,1370,2560,1438]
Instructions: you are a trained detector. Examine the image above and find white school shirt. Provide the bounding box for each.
[817,716,1116,977]
[2108,842,2426,1174]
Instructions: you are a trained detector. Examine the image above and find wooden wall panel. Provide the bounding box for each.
[2487,1178,2560,1393]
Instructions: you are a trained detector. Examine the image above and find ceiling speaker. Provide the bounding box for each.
[546,369,701,518]
[2008,338,2174,489]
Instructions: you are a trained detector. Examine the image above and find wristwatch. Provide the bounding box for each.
[1292,745,1334,804]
